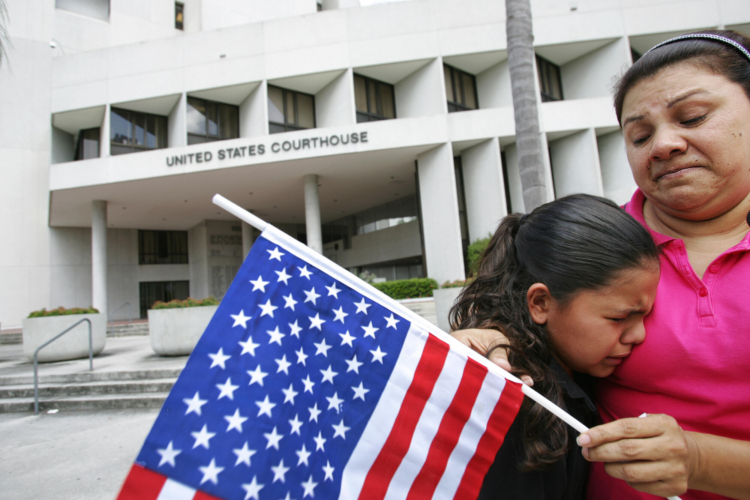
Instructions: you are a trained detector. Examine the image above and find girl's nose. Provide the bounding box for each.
[621,319,646,346]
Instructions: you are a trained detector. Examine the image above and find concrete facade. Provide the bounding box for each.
[2,0,749,329]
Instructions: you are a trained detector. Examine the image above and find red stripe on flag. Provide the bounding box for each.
[358,334,451,500]
[116,464,167,500]
[405,358,488,500]
[194,490,223,500]
[452,378,524,499]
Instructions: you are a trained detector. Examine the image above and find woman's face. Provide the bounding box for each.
[530,263,660,378]
[621,62,750,220]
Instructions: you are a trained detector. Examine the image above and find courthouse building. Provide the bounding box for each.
[1,0,748,329]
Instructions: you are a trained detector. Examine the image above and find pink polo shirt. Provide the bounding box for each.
[587,189,750,500]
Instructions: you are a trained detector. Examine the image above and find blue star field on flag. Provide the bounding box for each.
[135,234,412,500]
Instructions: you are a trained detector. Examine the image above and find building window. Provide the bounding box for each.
[631,47,642,63]
[354,74,396,123]
[75,128,100,161]
[110,108,168,155]
[186,97,239,145]
[354,195,418,236]
[139,281,189,318]
[536,55,564,102]
[175,2,184,30]
[444,64,478,112]
[268,85,315,134]
[55,0,109,21]
[138,230,188,265]
[454,156,470,273]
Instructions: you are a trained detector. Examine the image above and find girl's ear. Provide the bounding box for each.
[527,283,552,325]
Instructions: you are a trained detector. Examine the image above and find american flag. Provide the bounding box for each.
[117,225,523,500]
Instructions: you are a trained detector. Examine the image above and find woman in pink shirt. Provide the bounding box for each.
[455,30,750,499]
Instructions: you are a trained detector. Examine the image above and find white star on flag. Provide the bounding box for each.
[276,355,292,374]
[283,294,298,311]
[308,313,325,330]
[208,348,231,369]
[241,476,264,500]
[302,475,318,498]
[267,247,285,261]
[289,320,302,337]
[239,337,260,356]
[289,414,303,435]
[156,441,181,467]
[258,299,277,318]
[191,425,215,450]
[230,310,251,328]
[298,265,312,279]
[323,461,335,481]
[362,321,379,339]
[325,282,341,298]
[339,330,355,347]
[303,287,321,305]
[385,313,400,329]
[332,420,350,439]
[264,427,283,450]
[326,392,344,413]
[256,396,276,418]
[271,459,290,483]
[216,378,239,400]
[275,268,292,284]
[354,297,371,314]
[282,383,299,404]
[267,327,285,345]
[233,442,256,467]
[333,306,348,323]
[224,409,248,433]
[352,382,369,401]
[183,392,207,416]
[345,355,363,374]
[296,444,311,466]
[247,365,268,386]
[199,458,224,485]
[250,275,269,292]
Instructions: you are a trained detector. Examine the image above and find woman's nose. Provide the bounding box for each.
[649,125,687,161]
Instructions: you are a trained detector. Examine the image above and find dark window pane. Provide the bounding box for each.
[111,108,131,144]
[356,112,370,123]
[134,113,146,146]
[269,123,287,134]
[219,104,239,139]
[463,73,477,109]
[146,115,157,148]
[186,97,207,134]
[379,83,395,118]
[367,80,378,115]
[111,144,135,155]
[187,134,207,145]
[354,75,368,113]
[268,86,285,124]
[175,2,184,30]
[206,100,219,137]
[76,128,100,160]
[297,93,314,129]
[285,91,295,124]
[444,65,455,103]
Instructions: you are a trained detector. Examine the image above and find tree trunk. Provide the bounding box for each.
[0,0,9,68]
[505,0,548,212]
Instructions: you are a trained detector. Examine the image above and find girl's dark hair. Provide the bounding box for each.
[450,194,659,470]
[614,29,750,124]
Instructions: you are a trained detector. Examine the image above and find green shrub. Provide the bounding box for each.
[151,296,219,310]
[28,306,99,318]
[372,278,438,300]
[441,278,473,289]
[467,235,492,276]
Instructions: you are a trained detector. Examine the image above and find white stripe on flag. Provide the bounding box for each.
[156,478,196,500]
[385,346,468,499]
[338,324,428,499]
[433,371,507,498]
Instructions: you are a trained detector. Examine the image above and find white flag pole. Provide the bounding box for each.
[213,194,680,500]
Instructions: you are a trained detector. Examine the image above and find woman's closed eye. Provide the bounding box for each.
[681,114,708,126]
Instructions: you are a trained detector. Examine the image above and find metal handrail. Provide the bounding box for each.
[33,318,93,415]
[107,302,131,334]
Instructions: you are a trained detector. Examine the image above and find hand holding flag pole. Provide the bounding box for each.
[212,194,682,500]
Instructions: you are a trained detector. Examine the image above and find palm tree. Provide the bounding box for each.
[505,0,548,211]
[0,0,9,68]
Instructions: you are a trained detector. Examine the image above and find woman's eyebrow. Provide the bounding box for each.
[623,114,644,126]
[667,89,709,108]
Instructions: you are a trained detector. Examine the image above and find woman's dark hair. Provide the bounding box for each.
[614,29,750,124]
[449,194,659,470]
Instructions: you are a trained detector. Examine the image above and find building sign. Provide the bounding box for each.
[165,131,368,167]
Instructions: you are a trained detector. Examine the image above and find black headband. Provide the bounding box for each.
[645,33,750,62]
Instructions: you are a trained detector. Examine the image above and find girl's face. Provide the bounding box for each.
[621,62,750,220]
[528,263,660,378]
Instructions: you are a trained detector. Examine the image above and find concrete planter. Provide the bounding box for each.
[432,287,464,333]
[148,305,218,356]
[22,313,106,363]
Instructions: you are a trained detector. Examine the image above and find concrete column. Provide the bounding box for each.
[598,130,637,205]
[91,200,108,318]
[168,93,187,148]
[548,128,603,198]
[242,221,255,259]
[304,174,323,253]
[461,138,507,242]
[100,104,110,157]
[417,143,465,285]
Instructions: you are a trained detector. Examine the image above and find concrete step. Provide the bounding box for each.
[0,368,183,387]
[0,332,22,345]
[0,378,176,399]
[400,298,438,328]
[107,322,149,337]
[0,393,167,413]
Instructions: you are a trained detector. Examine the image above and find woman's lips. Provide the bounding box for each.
[655,165,702,181]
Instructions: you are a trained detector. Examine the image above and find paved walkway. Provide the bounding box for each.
[0,337,187,500]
